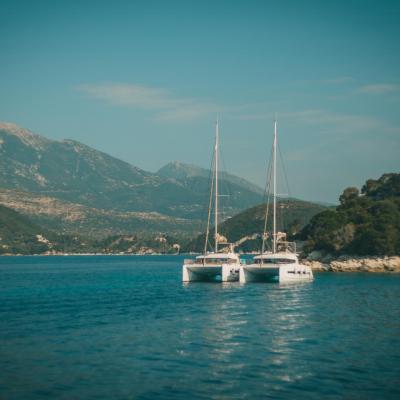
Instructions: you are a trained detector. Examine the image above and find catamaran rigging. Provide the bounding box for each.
[239,118,314,283]
[182,119,240,282]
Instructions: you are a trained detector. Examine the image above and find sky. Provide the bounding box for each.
[0,0,399,203]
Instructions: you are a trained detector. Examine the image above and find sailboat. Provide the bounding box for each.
[239,119,313,283]
[182,120,241,282]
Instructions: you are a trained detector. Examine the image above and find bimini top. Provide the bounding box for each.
[195,252,239,264]
[253,251,298,264]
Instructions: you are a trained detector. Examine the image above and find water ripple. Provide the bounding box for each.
[0,256,399,399]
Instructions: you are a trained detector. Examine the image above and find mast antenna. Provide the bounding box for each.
[214,116,219,253]
[273,116,277,253]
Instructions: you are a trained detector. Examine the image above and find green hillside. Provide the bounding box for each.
[183,199,326,252]
[300,173,400,256]
[0,205,53,254]
[0,204,42,237]
[0,189,200,238]
[0,204,187,255]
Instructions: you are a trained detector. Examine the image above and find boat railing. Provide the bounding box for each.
[224,259,239,264]
[184,258,239,265]
[276,241,297,253]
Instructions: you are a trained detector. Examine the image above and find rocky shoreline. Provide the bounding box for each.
[302,252,400,273]
[2,251,400,273]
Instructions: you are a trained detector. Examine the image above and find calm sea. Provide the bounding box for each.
[0,255,399,399]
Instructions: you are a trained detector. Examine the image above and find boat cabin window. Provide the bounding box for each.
[196,257,236,264]
[254,258,295,264]
[210,258,227,264]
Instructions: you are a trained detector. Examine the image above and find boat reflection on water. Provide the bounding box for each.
[180,280,315,392]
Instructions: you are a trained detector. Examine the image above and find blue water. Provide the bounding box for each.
[0,256,399,400]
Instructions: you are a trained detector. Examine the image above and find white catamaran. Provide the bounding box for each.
[182,120,240,282]
[239,119,313,283]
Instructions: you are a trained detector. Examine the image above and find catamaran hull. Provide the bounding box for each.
[221,264,240,282]
[182,264,239,282]
[239,264,313,283]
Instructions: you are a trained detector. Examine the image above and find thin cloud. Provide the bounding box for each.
[76,83,220,121]
[156,103,220,122]
[76,83,398,130]
[358,83,400,94]
[222,108,380,129]
[281,109,383,133]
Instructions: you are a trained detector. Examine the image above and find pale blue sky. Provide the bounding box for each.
[0,0,399,203]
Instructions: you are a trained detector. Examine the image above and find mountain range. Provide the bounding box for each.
[0,122,264,235]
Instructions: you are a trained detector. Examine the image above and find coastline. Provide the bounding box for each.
[302,255,400,273]
[0,252,181,257]
[1,252,400,273]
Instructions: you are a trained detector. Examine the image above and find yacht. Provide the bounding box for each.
[182,120,241,282]
[239,119,313,283]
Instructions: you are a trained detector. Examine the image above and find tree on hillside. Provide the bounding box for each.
[300,173,400,256]
[362,173,400,200]
[339,187,359,205]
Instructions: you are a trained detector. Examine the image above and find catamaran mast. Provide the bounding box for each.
[273,118,277,253]
[214,118,219,253]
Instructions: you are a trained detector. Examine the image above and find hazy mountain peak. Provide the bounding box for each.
[62,138,97,154]
[157,161,264,195]
[0,122,50,150]
[157,161,206,180]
